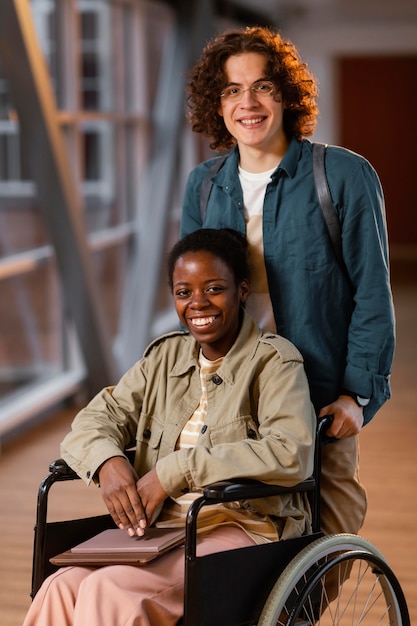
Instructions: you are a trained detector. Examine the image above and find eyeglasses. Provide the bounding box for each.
[220,80,275,102]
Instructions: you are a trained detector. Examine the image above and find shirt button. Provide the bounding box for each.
[212,374,222,385]
[86,471,91,479]
[201,425,208,434]
[143,429,151,439]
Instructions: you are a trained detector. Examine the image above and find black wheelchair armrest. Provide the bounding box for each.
[48,448,136,480]
[185,476,316,564]
[49,458,79,477]
[203,477,315,503]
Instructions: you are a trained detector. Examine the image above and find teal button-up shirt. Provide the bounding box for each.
[180,138,395,424]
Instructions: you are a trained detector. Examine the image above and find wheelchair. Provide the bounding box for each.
[30,417,410,625]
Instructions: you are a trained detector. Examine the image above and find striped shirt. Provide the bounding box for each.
[156,351,279,544]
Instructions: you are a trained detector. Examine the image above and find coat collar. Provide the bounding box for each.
[170,310,262,384]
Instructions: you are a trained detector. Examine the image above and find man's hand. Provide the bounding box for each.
[98,456,147,536]
[319,395,364,439]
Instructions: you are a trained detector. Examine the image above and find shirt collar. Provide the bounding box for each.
[273,137,304,179]
[217,138,304,182]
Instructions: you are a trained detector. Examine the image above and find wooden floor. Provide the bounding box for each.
[0,271,416,626]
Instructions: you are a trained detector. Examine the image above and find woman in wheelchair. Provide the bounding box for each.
[23,228,316,626]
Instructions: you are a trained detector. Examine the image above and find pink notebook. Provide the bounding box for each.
[50,528,185,566]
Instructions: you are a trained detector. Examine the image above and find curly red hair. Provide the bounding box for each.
[186,26,319,150]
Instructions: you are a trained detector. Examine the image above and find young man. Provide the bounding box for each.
[180,26,395,536]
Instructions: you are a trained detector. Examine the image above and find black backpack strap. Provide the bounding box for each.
[199,155,228,223]
[313,142,349,279]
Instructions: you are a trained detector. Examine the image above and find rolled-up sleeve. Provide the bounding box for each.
[339,159,395,421]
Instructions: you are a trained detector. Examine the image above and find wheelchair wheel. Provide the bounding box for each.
[258,533,409,626]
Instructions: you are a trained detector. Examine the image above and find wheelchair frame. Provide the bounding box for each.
[31,417,410,625]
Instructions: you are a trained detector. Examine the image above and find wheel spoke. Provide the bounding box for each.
[258,535,410,626]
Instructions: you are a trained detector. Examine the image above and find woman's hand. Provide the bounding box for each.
[98,456,147,536]
[136,467,168,525]
[98,457,168,536]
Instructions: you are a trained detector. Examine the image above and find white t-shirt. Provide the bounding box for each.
[239,166,277,334]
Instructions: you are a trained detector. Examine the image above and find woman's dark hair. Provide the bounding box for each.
[186,26,318,150]
[167,228,250,292]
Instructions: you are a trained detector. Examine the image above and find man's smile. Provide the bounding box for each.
[239,116,265,127]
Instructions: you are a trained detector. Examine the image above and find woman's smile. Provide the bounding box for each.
[188,315,218,328]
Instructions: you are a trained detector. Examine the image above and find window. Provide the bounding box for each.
[0,0,156,420]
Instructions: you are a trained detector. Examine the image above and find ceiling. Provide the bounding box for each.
[228,0,417,26]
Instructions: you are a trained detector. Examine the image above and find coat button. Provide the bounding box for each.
[212,374,222,385]
[201,425,208,434]
[143,429,151,439]
[247,429,257,439]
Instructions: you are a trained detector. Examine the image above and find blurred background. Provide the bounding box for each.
[0,1,415,625]
[0,0,416,439]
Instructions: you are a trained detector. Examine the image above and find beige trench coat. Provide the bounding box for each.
[61,311,316,537]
